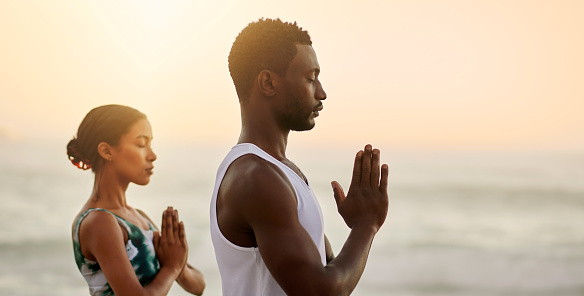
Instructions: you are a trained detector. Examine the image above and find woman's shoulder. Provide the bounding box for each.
[73,208,127,261]
[80,209,121,233]
[72,208,101,234]
[73,207,115,225]
[82,208,118,223]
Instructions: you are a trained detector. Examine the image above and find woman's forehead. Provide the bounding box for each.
[124,119,153,139]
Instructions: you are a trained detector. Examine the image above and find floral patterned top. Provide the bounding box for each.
[72,208,160,295]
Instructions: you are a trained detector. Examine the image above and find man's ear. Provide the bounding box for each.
[257,70,278,97]
[97,142,113,162]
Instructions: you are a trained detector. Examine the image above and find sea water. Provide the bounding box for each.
[1,138,583,296]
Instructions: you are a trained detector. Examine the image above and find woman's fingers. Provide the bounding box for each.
[153,231,160,249]
[173,210,180,239]
[179,221,186,242]
[156,206,189,271]
[161,207,184,242]
[165,207,174,241]
[161,209,167,236]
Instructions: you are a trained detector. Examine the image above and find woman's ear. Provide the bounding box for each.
[257,70,278,97]
[97,142,113,162]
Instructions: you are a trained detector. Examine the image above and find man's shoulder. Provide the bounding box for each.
[226,153,287,182]
[220,153,295,205]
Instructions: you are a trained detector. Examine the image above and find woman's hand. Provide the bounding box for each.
[153,207,188,275]
[152,206,204,295]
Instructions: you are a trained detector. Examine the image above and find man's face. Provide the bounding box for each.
[277,44,327,131]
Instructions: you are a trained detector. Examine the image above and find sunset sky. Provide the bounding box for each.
[1,0,582,151]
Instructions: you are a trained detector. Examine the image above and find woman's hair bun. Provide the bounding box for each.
[67,104,146,172]
[67,138,92,170]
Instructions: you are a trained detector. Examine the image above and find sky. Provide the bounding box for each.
[0,0,583,151]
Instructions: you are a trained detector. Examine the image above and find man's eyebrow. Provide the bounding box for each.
[135,135,152,140]
[308,68,320,76]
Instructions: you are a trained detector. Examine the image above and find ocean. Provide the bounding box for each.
[1,138,583,296]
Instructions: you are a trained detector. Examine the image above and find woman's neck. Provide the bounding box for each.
[88,170,130,210]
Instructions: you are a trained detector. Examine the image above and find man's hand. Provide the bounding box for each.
[331,144,389,233]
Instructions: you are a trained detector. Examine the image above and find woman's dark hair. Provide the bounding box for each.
[67,104,146,172]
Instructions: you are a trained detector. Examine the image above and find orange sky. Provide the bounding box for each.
[0,0,583,150]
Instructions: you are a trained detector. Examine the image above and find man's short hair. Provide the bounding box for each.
[228,18,312,102]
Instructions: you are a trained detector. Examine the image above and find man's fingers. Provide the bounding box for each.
[361,144,372,187]
[331,181,346,209]
[380,164,389,193]
[371,149,380,187]
[351,150,363,187]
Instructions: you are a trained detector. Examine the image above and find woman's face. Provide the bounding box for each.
[110,119,157,186]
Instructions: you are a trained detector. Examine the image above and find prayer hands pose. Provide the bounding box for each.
[332,144,389,232]
[69,105,205,296]
[154,207,188,274]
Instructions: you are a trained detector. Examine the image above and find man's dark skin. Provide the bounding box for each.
[217,44,389,296]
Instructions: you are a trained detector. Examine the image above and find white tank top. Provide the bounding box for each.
[210,143,326,296]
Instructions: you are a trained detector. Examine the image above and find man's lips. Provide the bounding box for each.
[313,104,323,116]
[313,104,323,117]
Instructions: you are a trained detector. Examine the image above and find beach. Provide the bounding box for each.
[1,138,583,295]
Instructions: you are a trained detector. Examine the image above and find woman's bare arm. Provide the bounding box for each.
[80,209,186,296]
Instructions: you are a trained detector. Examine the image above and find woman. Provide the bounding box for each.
[68,104,205,295]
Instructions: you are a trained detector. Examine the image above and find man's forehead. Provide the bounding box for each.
[291,44,319,71]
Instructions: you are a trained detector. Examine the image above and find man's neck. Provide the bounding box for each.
[238,124,289,161]
[238,126,310,185]
[239,92,293,160]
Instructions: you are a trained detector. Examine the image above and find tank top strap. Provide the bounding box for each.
[73,208,133,242]
[230,143,310,186]
[230,143,281,166]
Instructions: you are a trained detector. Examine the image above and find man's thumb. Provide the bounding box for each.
[331,181,345,208]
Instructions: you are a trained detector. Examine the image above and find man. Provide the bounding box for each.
[210,18,389,295]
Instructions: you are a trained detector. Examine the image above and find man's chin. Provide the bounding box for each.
[291,122,316,132]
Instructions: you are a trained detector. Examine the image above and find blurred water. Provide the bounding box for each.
[1,138,583,295]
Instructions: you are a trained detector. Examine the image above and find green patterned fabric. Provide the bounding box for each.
[72,208,160,295]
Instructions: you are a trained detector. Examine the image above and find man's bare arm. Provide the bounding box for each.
[226,144,388,296]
